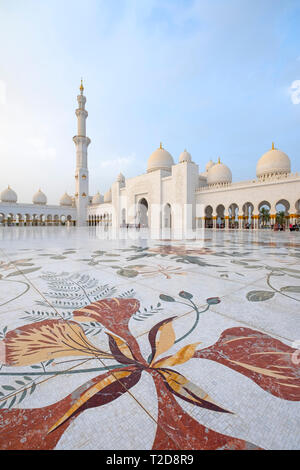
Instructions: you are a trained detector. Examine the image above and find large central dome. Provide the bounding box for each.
[147,143,174,173]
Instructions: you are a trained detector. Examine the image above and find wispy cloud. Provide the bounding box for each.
[289,80,300,104]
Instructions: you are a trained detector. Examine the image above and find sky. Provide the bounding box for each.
[0,0,299,204]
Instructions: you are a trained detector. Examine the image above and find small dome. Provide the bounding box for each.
[116,172,125,183]
[60,192,72,206]
[147,143,174,173]
[179,149,192,163]
[205,160,215,172]
[256,143,291,178]
[207,159,232,185]
[92,192,103,204]
[33,189,47,205]
[104,188,112,203]
[0,186,17,203]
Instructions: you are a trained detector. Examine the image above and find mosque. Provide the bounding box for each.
[0,81,299,236]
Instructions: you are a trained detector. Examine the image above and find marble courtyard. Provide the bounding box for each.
[0,226,299,450]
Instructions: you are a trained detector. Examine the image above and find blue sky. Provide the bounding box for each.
[0,0,299,203]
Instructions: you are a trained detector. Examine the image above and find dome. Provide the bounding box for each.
[205,160,215,172]
[33,189,47,205]
[147,143,174,173]
[256,143,291,178]
[92,192,103,204]
[0,186,17,203]
[104,188,112,203]
[207,159,232,185]
[116,172,125,183]
[60,192,72,206]
[179,149,192,163]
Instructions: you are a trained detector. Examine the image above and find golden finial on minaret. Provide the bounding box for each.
[80,78,84,94]
[272,142,275,150]
[218,156,221,164]
[159,142,163,149]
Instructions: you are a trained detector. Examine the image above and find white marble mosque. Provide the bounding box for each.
[0,81,299,235]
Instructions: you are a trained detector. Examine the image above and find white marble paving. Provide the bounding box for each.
[0,227,299,450]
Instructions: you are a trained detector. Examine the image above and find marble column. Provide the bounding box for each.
[252,214,259,229]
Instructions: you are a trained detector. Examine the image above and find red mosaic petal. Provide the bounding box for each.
[150,370,261,450]
[0,366,140,450]
[194,327,300,401]
[73,298,145,363]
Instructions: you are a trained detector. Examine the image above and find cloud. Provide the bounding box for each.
[0,80,6,105]
[289,80,300,104]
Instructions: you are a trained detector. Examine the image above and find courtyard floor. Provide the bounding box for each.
[0,227,299,450]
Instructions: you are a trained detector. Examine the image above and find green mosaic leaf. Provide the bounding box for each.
[18,389,27,404]
[117,269,138,278]
[6,267,41,277]
[179,291,193,300]
[8,396,16,409]
[246,290,275,302]
[159,294,175,302]
[280,286,300,293]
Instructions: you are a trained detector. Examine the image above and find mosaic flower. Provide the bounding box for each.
[116,264,187,279]
[0,297,299,449]
[148,245,213,256]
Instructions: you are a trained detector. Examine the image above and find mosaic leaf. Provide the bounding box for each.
[116,268,138,278]
[206,297,221,305]
[280,286,300,293]
[246,290,275,302]
[6,267,41,277]
[179,291,193,300]
[159,294,175,302]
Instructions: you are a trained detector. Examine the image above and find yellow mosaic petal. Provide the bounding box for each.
[3,320,110,366]
[150,321,176,366]
[158,369,230,413]
[106,332,135,361]
[48,370,132,434]
[153,342,200,368]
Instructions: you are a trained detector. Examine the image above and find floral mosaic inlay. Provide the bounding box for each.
[0,229,299,449]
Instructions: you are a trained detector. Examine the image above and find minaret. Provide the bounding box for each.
[73,79,91,226]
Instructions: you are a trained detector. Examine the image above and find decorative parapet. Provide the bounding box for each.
[196,172,300,193]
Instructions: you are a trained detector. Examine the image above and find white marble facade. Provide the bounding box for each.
[1,83,300,235]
